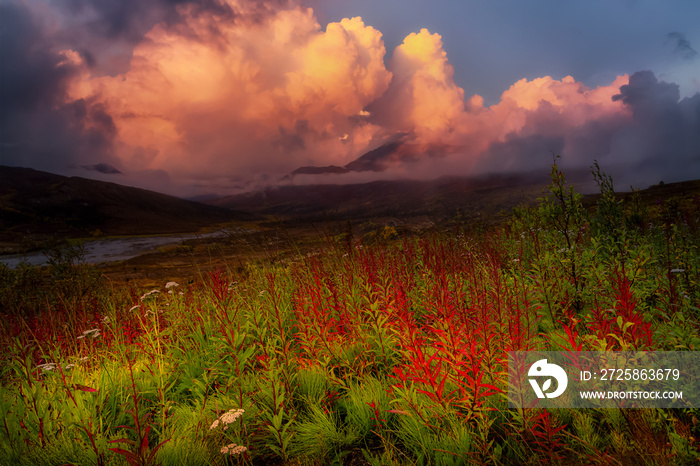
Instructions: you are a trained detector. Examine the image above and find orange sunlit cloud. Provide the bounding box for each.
[57,0,649,191]
[470,74,630,146]
[385,28,467,140]
[370,27,631,174]
[63,0,392,186]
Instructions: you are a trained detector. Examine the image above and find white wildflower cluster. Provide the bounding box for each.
[140,290,160,301]
[210,408,245,431]
[37,356,88,373]
[220,444,247,455]
[38,362,76,372]
[77,328,101,340]
[220,408,245,427]
[209,408,247,456]
[165,281,180,295]
[37,363,59,372]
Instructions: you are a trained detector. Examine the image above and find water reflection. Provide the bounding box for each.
[0,230,235,268]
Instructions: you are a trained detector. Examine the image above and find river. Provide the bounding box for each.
[0,230,236,268]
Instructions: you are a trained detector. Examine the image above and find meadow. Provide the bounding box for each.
[1,163,699,465]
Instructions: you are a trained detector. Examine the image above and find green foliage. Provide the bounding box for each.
[289,404,357,461]
[0,239,105,317]
[1,161,699,465]
[591,160,625,241]
[512,156,590,321]
[0,260,44,316]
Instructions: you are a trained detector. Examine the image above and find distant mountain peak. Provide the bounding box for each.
[344,140,404,172]
[80,163,122,174]
[287,138,407,179]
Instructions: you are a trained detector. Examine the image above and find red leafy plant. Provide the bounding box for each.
[529,409,568,464]
[586,274,654,350]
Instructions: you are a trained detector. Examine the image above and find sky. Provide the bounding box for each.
[1,0,699,197]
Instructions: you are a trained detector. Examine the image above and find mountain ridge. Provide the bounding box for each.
[0,166,254,246]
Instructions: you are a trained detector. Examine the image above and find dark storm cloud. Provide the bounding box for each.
[58,0,177,40]
[50,0,237,74]
[53,0,293,48]
[477,70,699,189]
[0,2,117,171]
[56,0,237,38]
[666,32,697,60]
[611,71,700,185]
[612,70,681,108]
[0,4,72,120]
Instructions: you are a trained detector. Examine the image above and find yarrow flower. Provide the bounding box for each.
[37,363,57,372]
[210,408,245,430]
[220,444,247,455]
[166,281,179,294]
[77,328,101,339]
[222,409,244,430]
[210,409,247,455]
[37,361,79,372]
[140,290,160,301]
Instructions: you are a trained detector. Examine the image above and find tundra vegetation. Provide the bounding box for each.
[1,162,699,465]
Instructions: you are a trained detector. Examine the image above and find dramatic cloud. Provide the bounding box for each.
[470,70,700,188]
[0,2,118,172]
[373,29,466,142]
[608,71,700,185]
[2,0,698,195]
[473,75,630,172]
[60,1,392,191]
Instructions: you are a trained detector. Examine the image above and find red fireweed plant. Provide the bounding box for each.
[586,273,654,350]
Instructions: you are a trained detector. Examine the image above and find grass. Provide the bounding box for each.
[1,161,699,465]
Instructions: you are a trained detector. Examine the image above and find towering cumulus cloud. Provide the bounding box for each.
[375,29,466,142]
[2,0,698,194]
[62,0,392,190]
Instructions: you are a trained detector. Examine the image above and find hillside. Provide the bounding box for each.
[212,170,562,225]
[213,169,700,226]
[0,166,254,247]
